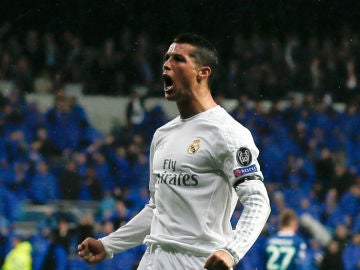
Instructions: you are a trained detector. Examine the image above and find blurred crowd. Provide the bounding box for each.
[0,28,359,269]
[1,28,360,103]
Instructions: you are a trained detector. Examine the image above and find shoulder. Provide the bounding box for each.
[151,116,180,143]
[154,116,180,134]
[209,107,254,149]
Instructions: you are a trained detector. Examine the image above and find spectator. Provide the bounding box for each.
[13,57,33,93]
[225,59,242,98]
[308,239,324,270]
[106,146,130,187]
[98,190,117,221]
[76,212,95,246]
[0,218,9,266]
[313,147,336,201]
[79,167,103,201]
[333,163,356,200]
[309,57,325,99]
[343,58,359,103]
[0,178,21,223]
[30,224,53,270]
[97,38,122,95]
[108,198,133,228]
[5,130,29,163]
[0,52,14,80]
[342,232,360,270]
[30,126,60,161]
[125,87,146,135]
[57,160,82,200]
[44,90,96,153]
[43,32,62,73]
[90,151,114,191]
[2,234,32,270]
[333,224,349,252]
[337,184,360,221]
[38,232,68,270]
[129,152,149,189]
[297,197,321,221]
[320,240,344,270]
[7,161,29,200]
[28,161,60,204]
[72,151,89,177]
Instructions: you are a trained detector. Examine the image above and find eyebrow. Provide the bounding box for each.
[165,52,184,59]
[165,51,196,60]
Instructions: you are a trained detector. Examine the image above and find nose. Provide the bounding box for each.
[163,59,170,71]
[163,63,170,71]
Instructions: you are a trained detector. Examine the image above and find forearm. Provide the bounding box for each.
[224,180,270,264]
[99,203,154,257]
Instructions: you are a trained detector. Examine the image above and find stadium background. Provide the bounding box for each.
[0,1,359,269]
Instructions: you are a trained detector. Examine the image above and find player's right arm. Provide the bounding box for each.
[97,136,158,258]
[78,202,154,263]
[78,137,158,263]
[98,200,155,257]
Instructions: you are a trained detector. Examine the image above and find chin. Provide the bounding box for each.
[164,89,177,101]
[164,94,176,101]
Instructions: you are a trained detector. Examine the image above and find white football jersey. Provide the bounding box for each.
[100,105,270,263]
[145,105,267,255]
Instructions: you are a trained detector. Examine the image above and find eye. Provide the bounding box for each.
[173,55,185,62]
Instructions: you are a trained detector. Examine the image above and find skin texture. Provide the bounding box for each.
[78,41,234,269]
[78,238,106,264]
[162,42,217,119]
[205,250,234,270]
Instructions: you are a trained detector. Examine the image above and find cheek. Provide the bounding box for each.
[178,68,197,84]
[179,74,195,90]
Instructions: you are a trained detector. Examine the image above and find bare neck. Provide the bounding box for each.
[177,88,218,119]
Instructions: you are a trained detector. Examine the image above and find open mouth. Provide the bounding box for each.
[163,74,174,91]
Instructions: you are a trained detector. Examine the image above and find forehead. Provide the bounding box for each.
[166,42,195,56]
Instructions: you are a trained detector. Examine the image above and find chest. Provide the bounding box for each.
[152,129,217,176]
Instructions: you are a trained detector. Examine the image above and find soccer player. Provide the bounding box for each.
[78,33,271,270]
[265,209,308,270]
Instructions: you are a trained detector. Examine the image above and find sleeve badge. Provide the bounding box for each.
[236,147,252,166]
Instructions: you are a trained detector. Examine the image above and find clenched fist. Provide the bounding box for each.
[78,237,107,264]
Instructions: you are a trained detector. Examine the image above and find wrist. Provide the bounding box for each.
[216,248,237,265]
[98,238,113,258]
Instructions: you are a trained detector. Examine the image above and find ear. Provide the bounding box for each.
[196,66,211,81]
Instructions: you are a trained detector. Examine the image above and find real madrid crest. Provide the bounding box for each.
[236,147,252,166]
[187,139,200,154]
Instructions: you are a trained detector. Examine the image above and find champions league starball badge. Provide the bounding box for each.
[236,147,252,166]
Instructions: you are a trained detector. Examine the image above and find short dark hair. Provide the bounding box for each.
[173,33,218,72]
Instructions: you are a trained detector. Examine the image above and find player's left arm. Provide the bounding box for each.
[205,180,270,269]
[226,179,270,263]
[213,125,271,265]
